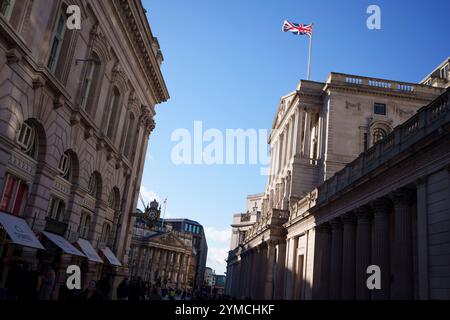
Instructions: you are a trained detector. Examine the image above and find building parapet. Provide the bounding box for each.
[316,88,450,205]
[326,72,443,97]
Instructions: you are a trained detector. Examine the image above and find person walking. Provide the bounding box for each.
[98,275,111,299]
[37,264,56,300]
[116,278,129,301]
[79,280,104,301]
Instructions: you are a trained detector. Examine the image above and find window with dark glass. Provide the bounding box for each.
[47,197,66,222]
[0,0,14,20]
[47,12,67,72]
[17,121,38,159]
[79,212,91,238]
[80,53,101,113]
[58,152,71,181]
[374,103,386,115]
[100,223,111,246]
[106,87,120,139]
[88,174,97,197]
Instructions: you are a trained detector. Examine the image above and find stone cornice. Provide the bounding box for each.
[114,0,169,103]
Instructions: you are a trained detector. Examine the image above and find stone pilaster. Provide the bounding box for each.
[415,177,429,300]
[341,212,356,300]
[264,242,276,299]
[313,223,331,299]
[391,188,415,299]
[355,206,372,300]
[371,197,391,300]
[329,218,343,299]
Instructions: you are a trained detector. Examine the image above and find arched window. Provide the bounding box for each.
[372,127,387,144]
[80,53,101,114]
[100,223,111,246]
[123,113,136,159]
[58,152,72,181]
[106,87,120,140]
[79,212,91,239]
[88,174,97,197]
[16,120,38,159]
[108,188,120,210]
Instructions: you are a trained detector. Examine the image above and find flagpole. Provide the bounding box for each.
[307,24,313,80]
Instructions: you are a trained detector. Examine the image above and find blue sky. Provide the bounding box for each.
[140,0,450,274]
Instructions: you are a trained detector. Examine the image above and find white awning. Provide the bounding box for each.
[101,247,121,266]
[0,211,44,250]
[42,231,85,257]
[77,238,103,263]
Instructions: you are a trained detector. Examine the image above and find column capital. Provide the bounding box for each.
[355,205,372,221]
[315,222,331,233]
[341,212,356,224]
[415,176,427,187]
[391,188,415,207]
[330,217,342,229]
[370,197,391,215]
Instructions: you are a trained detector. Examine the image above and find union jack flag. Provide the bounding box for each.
[282,20,313,37]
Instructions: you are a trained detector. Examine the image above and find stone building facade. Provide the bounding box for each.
[226,58,449,299]
[0,0,168,299]
[163,218,208,290]
[129,215,196,291]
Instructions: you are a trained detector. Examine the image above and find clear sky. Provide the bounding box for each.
[140,0,450,274]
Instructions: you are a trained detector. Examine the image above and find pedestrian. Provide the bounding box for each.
[5,260,25,301]
[98,275,111,299]
[148,286,162,300]
[169,287,176,300]
[79,280,104,301]
[117,278,129,301]
[37,264,56,300]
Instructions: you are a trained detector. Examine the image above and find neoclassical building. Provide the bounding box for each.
[0,0,168,299]
[129,211,196,291]
[226,58,449,299]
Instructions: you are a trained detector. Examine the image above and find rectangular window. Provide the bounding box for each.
[0,174,28,216]
[58,153,69,175]
[0,0,14,20]
[79,212,91,238]
[47,197,65,222]
[47,13,67,72]
[12,181,28,215]
[374,103,386,115]
[16,122,33,150]
[80,61,95,108]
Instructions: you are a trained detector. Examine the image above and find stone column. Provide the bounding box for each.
[284,237,297,299]
[264,242,276,299]
[355,206,372,300]
[415,178,429,299]
[294,107,304,156]
[371,197,391,300]
[274,241,286,299]
[341,213,356,300]
[329,218,343,299]
[313,223,331,299]
[256,246,266,299]
[250,248,259,299]
[391,188,414,299]
[302,108,311,157]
